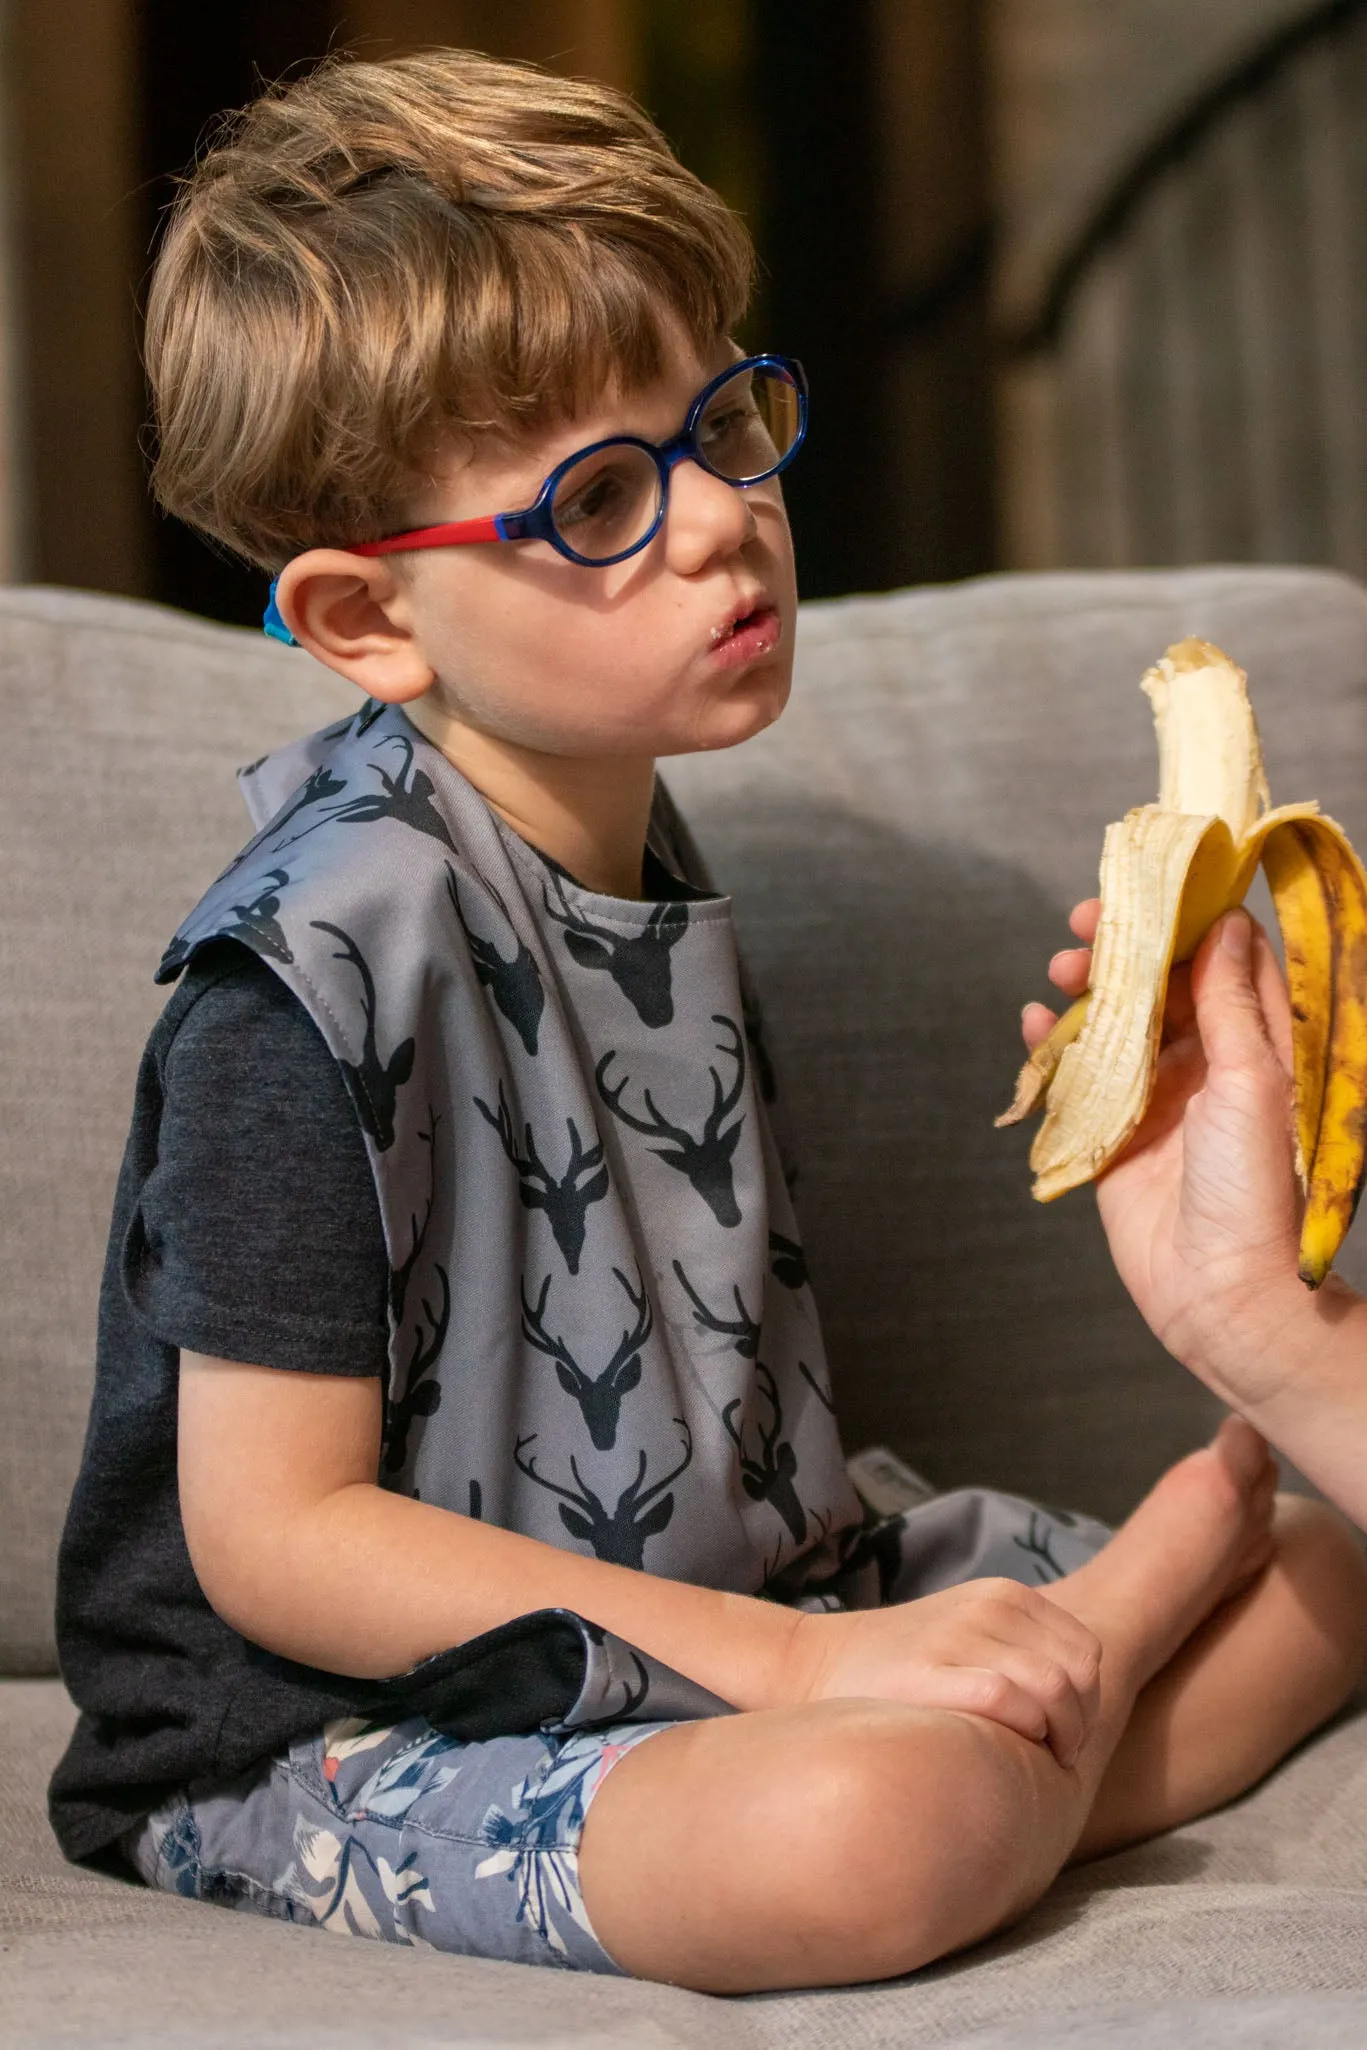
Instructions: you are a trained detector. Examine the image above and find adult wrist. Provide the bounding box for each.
[1174,1268,1357,1418]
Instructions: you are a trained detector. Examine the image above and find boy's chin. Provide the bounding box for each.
[658,674,791,757]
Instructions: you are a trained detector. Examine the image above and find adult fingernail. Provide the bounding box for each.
[1221,911,1251,962]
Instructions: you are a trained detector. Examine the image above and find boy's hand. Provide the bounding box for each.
[1023,901,1313,1405]
[780,1580,1102,1767]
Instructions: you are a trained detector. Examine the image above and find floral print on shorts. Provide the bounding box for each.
[124,1713,669,1973]
[122,1486,1112,1974]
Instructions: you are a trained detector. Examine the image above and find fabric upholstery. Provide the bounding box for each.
[0,592,353,1674]
[6,569,1367,2044]
[6,570,1367,1671]
[664,565,1367,1523]
[7,1678,1367,2045]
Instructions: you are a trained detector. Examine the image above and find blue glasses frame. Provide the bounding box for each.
[264,353,808,641]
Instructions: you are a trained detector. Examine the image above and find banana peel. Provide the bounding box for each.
[998,638,1367,1288]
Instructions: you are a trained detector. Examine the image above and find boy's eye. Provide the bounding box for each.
[558,470,626,527]
[698,390,779,480]
[700,400,757,449]
[551,446,659,558]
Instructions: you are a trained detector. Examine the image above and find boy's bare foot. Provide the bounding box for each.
[1050,1416,1277,1693]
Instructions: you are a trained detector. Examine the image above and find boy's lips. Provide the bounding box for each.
[706,597,781,669]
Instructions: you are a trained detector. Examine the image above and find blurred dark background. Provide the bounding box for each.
[1,0,1364,626]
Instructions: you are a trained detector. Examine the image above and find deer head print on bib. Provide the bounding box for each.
[159,701,863,1603]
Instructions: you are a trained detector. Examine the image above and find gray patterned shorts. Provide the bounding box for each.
[124,1713,667,1973]
[123,1483,1111,1975]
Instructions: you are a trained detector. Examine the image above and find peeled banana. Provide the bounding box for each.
[997,638,1367,1288]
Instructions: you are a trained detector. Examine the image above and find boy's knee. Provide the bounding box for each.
[1271,1493,1367,1664]
[581,1699,1072,1989]
[781,1703,1062,1978]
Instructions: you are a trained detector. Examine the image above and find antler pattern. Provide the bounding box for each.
[474,1081,609,1274]
[768,1231,808,1291]
[722,1362,808,1544]
[446,864,545,1057]
[520,1266,653,1450]
[310,920,416,1150]
[222,870,295,964]
[513,1422,693,1569]
[543,868,688,1027]
[672,1261,760,1357]
[262,764,348,854]
[596,1014,747,1226]
[1013,1512,1067,1584]
[276,734,457,852]
[382,1264,450,1474]
[389,1114,440,1327]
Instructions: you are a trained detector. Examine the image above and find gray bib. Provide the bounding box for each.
[160,700,864,1602]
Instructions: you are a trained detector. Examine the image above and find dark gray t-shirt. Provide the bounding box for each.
[131,938,390,1369]
[49,941,396,1861]
[51,843,711,1863]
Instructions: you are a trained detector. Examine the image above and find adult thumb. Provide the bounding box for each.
[1190,910,1277,1077]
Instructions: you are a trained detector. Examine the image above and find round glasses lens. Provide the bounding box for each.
[550,442,662,563]
[696,364,802,484]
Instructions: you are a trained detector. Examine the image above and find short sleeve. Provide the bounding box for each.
[123,940,391,1375]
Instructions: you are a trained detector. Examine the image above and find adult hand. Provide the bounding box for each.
[1023,903,1311,1404]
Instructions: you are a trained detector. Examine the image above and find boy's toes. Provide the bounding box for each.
[1211,1414,1274,1496]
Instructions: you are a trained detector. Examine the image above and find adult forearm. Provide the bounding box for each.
[1185,1278,1367,1530]
[208,1480,800,1711]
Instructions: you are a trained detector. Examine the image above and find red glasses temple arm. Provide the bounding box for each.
[350,513,510,557]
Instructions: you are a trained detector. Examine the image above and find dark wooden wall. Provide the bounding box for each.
[1,2,997,619]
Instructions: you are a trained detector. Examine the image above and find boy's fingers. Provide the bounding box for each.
[1022,1000,1058,1050]
[959,1655,1088,1767]
[1068,899,1101,943]
[980,1585,1103,1722]
[924,1667,1064,1760]
[1049,946,1092,997]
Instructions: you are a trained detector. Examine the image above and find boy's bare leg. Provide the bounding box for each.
[578,1420,1287,1993]
[1070,1491,1367,1861]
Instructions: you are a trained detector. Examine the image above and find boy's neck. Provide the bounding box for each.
[403,694,656,901]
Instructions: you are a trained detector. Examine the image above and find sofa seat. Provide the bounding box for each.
[7,1679,1367,2047]
[9,571,1367,2046]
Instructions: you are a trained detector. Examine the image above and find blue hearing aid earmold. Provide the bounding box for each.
[263,578,298,646]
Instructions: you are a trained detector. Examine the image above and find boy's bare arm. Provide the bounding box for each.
[178,1352,1102,1755]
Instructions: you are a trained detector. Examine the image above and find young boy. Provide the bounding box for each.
[49,49,1367,1994]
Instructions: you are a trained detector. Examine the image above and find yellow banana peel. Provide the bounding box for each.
[998,638,1367,1288]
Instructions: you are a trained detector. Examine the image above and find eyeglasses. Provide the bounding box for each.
[263,354,807,642]
[354,353,807,569]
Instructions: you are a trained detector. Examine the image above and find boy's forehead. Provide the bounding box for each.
[433,330,739,495]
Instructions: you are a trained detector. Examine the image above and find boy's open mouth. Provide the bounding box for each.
[708,602,781,665]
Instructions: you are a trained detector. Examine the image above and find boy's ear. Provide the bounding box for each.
[273,551,435,705]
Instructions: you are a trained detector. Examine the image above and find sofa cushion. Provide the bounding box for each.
[6,1679,1367,2046]
[4,569,1367,1673]
[0,592,352,1675]
[664,565,1367,1526]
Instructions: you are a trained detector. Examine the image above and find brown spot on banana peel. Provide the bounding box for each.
[1258,814,1334,1189]
[1001,639,1367,1283]
[1262,813,1367,1288]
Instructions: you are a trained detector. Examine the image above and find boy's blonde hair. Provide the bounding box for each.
[145,49,755,570]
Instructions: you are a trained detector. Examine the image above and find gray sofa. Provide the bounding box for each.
[6,568,1367,2048]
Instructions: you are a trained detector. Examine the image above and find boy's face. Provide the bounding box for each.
[391,329,798,762]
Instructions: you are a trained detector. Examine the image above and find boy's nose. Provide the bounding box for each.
[662,458,756,573]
